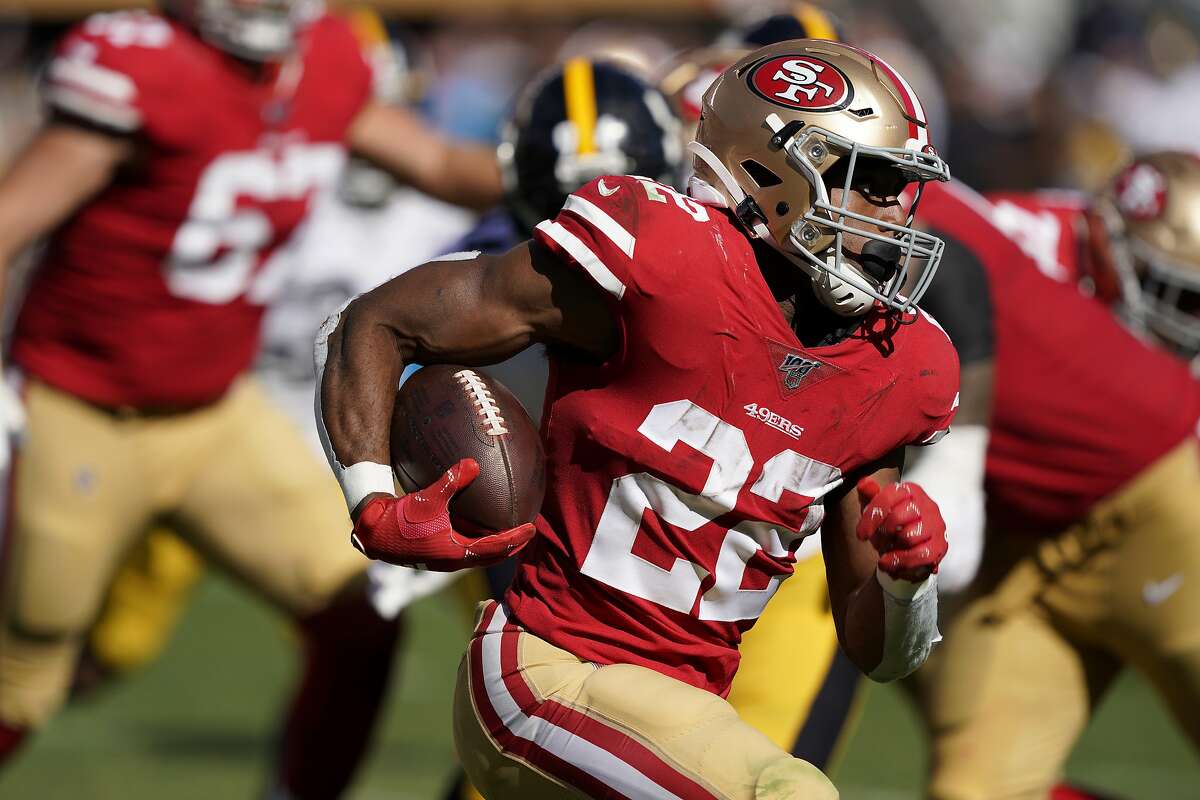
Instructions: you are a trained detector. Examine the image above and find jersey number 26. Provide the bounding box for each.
[580,400,840,623]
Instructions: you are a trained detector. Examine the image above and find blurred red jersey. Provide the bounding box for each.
[920,181,1200,534]
[11,11,372,408]
[986,189,1090,286]
[506,175,959,695]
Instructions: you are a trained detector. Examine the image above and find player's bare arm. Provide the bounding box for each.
[0,121,134,466]
[0,122,133,297]
[347,101,503,212]
[317,239,615,565]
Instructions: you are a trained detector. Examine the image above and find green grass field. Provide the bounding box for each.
[2,573,1196,799]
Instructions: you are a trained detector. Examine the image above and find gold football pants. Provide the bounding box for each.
[86,527,205,674]
[454,601,839,800]
[915,437,1200,799]
[0,377,366,727]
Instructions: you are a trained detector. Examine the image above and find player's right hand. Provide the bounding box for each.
[350,458,537,571]
[0,373,26,471]
[856,477,948,583]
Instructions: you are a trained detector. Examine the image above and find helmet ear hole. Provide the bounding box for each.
[741,159,782,189]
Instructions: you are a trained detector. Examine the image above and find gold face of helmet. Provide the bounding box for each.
[1099,151,1200,356]
[691,40,950,317]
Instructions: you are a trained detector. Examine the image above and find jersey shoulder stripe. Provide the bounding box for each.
[562,194,636,258]
[535,220,628,300]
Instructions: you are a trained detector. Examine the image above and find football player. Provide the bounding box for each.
[71,5,480,697]
[411,56,684,800]
[656,7,891,772]
[0,1,500,796]
[989,151,1200,364]
[904,161,1200,798]
[317,40,958,798]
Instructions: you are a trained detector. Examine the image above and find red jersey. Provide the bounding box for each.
[986,189,1090,285]
[11,11,372,408]
[919,181,1200,534]
[506,175,959,695]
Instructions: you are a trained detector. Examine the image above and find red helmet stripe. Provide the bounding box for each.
[841,44,927,145]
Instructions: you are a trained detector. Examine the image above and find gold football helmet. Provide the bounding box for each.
[1096,151,1200,356]
[690,40,950,316]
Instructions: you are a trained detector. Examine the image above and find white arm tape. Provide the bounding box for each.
[904,424,989,595]
[868,569,941,683]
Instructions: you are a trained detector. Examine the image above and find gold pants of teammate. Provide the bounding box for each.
[0,377,365,727]
[454,600,839,800]
[915,437,1200,800]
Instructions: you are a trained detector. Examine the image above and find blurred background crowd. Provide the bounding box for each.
[4,0,1200,190]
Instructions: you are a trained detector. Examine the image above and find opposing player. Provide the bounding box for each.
[318,41,958,798]
[907,161,1200,799]
[0,1,499,795]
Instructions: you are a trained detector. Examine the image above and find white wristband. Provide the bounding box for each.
[875,568,937,601]
[340,461,396,511]
[868,568,941,683]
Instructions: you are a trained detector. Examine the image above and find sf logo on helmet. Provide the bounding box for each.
[748,55,852,112]
[1114,162,1167,221]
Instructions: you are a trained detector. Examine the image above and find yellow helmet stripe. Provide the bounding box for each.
[793,2,838,41]
[346,7,390,50]
[563,57,598,156]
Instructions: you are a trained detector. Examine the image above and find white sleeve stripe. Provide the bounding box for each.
[920,427,950,445]
[535,220,626,300]
[46,87,141,132]
[562,194,636,258]
[48,58,137,104]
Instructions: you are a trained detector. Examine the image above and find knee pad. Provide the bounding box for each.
[755,755,839,800]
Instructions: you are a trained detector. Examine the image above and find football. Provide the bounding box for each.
[390,364,545,531]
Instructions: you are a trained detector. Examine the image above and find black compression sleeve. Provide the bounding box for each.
[919,229,994,366]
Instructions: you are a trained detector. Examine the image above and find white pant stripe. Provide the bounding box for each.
[479,606,683,800]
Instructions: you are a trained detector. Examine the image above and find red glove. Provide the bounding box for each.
[855,477,948,582]
[350,458,536,571]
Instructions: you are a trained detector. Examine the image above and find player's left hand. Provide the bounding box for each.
[856,478,948,583]
[350,458,536,571]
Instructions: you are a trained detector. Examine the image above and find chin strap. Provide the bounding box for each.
[689,137,887,320]
[689,140,867,316]
[687,141,776,244]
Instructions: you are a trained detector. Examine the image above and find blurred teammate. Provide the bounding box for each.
[908,159,1200,799]
[989,152,1200,364]
[0,1,500,795]
[73,6,481,694]
[318,40,957,798]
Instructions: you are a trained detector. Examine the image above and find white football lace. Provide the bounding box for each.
[455,370,509,437]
